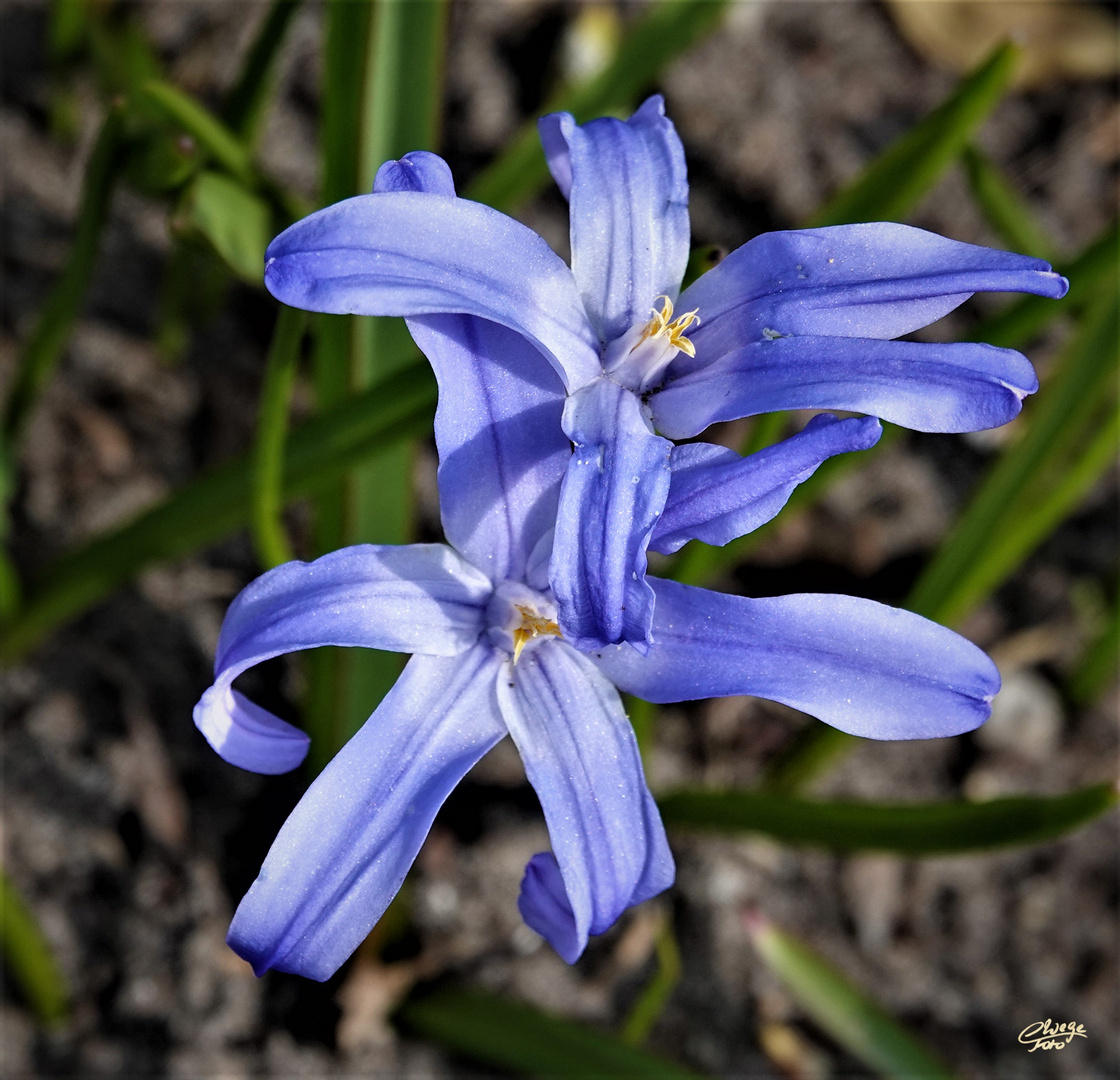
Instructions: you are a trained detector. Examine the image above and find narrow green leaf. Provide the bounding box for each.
[183,171,272,283]
[49,0,87,61]
[621,920,682,1047]
[222,0,302,143]
[658,784,1117,854]
[809,42,1018,227]
[1070,585,1120,705]
[141,79,255,186]
[252,307,307,568]
[961,144,1054,260]
[466,0,731,212]
[933,395,1118,625]
[307,0,450,764]
[397,987,706,1079]
[625,695,659,759]
[2,104,128,445]
[909,294,1120,624]
[747,916,956,1080]
[0,363,436,661]
[969,218,1118,350]
[0,869,68,1026]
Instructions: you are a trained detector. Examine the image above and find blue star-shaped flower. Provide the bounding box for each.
[196,272,1004,980]
[264,97,1067,653]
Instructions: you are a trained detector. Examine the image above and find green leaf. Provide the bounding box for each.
[657,784,1117,854]
[466,0,731,212]
[932,392,1118,624]
[308,0,450,767]
[746,916,956,1080]
[397,987,707,1079]
[0,363,436,661]
[141,79,255,186]
[1070,585,1120,705]
[222,0,303,144]
[182,171,273,283]
[0,869,68,1026]
[809,41,1018,227]
[252,307,307,568]
[621,919,682,1047]
[2,104,128,446]
[961,144,1054,261]
[909,294,1120,625]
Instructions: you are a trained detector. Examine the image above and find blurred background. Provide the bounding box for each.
[0,1,1117,1077]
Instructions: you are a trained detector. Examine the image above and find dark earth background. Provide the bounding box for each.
[1,1,1117,1077]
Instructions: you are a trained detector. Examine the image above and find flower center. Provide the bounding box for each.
[602,295,700,392]
[486,581,562,662]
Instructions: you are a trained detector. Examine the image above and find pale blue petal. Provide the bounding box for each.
[676,223,1069,373]
[264,193,600,390]
[372,150,456,195]
[193,545,490,773]
[541,96,689,344]
[227,646,505,980]
[592,578,999,740]
[407,314,569,584]
[652,336,1038,439]
[650,415,882,554]
[498,641,674,963]
[550,377,672,652]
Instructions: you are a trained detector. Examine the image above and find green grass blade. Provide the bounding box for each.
[1070,585,1120,705]
[621,920,682,1047]
[2,104,128,445]
[961,144,1054,260]
[909,294,1120,623]
[465,0,731,212]
[397,986,706,1079]
[252,307,307,569]
[747,916,956,1080]
[140,79,255,186]
[932,395,1118,626]
[0,869,68,1026]
[0,363,436,661]
[809,42,1018,227]
[222,0,302,143]
[969,218,1118,350]
[182,170,273,283]
[306,0,449,766]
[658,784,1117,854]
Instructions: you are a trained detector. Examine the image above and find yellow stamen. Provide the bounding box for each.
[640,295,700,358]
[512,604,562,663]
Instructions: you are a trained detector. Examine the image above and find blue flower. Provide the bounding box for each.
[264,97,1068,653]
[196,275,1003,980]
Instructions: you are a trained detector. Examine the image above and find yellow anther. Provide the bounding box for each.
[640,296,700,358]
[512,604,562,663]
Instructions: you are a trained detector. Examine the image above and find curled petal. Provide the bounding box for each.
[676,223,1068,372]
[498,642,673,962]
[194,545,490,773]
[407,314,569,584]
[551,377,672,652]
[653,336,1039,439]
[372,150,456,195]
[540,96,690,344]
[651,415,882,554]
[228,647,505,981]
[592,578,999,740]
[264,192,600,390]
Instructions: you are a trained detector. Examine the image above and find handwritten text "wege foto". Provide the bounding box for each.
[1018,1019,1088,1052]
